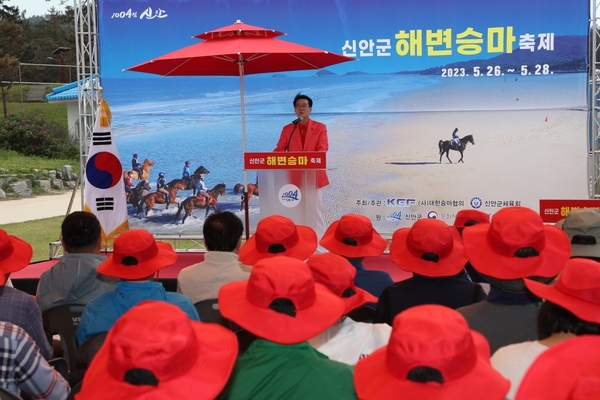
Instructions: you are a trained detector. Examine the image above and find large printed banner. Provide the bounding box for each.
[98,0,589,234]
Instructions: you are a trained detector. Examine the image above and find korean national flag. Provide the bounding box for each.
[84,104,129,246]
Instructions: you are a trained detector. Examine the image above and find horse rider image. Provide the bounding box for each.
[451,128,460,148]
[124,171,134,202]
[195,174,210,205]
[132,153,143,178]
[157,172,172,204]
[182,160,193,187]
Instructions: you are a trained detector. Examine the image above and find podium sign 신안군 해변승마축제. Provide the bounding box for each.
[244,152,326,234]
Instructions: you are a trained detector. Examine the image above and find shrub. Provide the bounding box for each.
[0,114,78,159]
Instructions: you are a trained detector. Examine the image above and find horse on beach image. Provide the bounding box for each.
[137,180,188,216]
[127,180,151,208]
[438,134,475,164]
[123,159,155,181]
[234,183,259,210]
[173,183,227,224]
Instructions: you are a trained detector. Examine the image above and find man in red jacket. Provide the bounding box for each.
[274,93,329,240]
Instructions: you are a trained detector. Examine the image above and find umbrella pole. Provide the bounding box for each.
[239,60,251,239]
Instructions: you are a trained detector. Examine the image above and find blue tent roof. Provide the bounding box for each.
[45,81,78,102]
[45,77,95,102]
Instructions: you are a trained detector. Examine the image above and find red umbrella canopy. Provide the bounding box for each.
[194,20,284,40]
[125,20,355,76]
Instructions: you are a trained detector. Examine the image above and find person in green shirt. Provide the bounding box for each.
[217,255,358,400]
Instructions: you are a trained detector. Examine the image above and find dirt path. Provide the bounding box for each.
[0,190,82,225]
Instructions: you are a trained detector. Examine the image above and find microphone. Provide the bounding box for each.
[286,118,303,151]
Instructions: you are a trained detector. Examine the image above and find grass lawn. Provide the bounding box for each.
[0,149,79,175]
[0,217,63,262]
[3,85,68,127]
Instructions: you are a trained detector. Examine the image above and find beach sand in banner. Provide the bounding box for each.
[323,74,588,231]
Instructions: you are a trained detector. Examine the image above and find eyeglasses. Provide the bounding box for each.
[294,104,310,109]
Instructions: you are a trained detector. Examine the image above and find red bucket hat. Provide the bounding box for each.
[453,210,490,229]
[76,300,238,400]
[218,256,345,344]
[97,229,177,280]
[0,229,33,285]
[524,258,600,324]
[319,214,387,258]
[354,305,510,400]
[306,252,377,314]
[515,335,600,400]
[462,207,570,280]
[239,215,317,265]
[389,219,467,277]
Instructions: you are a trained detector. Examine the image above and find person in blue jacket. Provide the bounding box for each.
[76,229,199,344]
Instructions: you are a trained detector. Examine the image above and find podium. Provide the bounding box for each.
[244,151,326,233]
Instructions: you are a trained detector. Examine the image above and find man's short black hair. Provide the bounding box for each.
[537,300,600,339]
[293,93,313,108]
[61,211,101,251]
[203,211,244,252]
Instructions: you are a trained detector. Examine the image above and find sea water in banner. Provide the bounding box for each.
[97,0,589,234]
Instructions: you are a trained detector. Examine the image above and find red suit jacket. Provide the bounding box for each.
[274,119,329,188]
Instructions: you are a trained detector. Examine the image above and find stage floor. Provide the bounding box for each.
[12,253,410,295]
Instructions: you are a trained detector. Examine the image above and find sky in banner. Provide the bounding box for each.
[98,0,589,78]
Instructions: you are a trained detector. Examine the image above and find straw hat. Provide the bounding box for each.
[354,304,510,400]
[218,256,345,344]
[462,207,570,280]
[319,214,387,258]
[524,258,600,324]
[555,208,600,259]
[239,215,317,265]
[306,252,377,314]
[0,229,33,285]
[515,335,600,400]
[389,219,467,277]
[97,229,177,280]
[76,300,238,400]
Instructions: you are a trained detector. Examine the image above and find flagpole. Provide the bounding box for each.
[239,56,251,239]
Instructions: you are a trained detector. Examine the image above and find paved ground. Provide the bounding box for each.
[0,190,82,225]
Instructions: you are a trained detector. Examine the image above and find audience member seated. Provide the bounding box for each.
[0,229,53,359]
[555,207,600,261]
[36,211,117,312]
[216,256,357,399]
[76,229,199,344]
[76,301,237,400]
[0,321,70,399]
[374,219,486,325]
[453,209,491,284]
[319,214,392,306]
[491,258,600,399]
[515,335,600,400]
[306,252,391,365]
[457,206,571,353]
[177,211,251,304]
[354,304,509,400]
[238,215,317,265]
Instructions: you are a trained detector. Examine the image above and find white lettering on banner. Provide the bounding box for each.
[537,33,555,51]
[519,33,536,51]
[343,29,554,58]
[111,8,169,19]
[440,64,554,78]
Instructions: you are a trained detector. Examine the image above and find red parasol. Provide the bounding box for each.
[125,20,355,234]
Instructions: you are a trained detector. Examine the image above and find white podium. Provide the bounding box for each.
[244,151,326,233]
